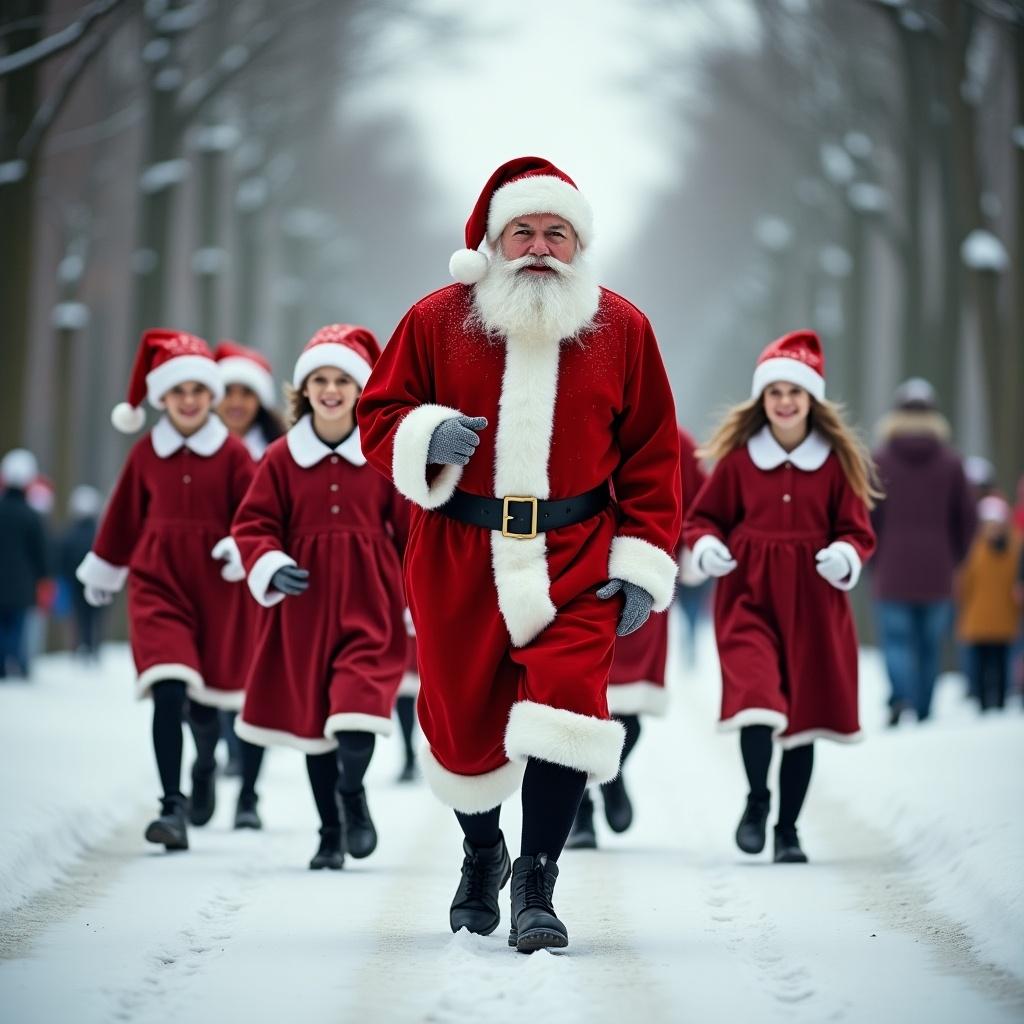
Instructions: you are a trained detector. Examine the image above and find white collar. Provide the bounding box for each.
[243,425,268,461]
[286,415,366,468]
[151,415,229,459]
[747,425,831,471]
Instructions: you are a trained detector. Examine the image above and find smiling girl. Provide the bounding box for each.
[76,330,255,852]
[683,331,879,863]
[232,325,408,870]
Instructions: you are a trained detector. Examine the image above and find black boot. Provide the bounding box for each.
[145,795,189,851]
[600,773,634,833]
[188,761,217,826]
[735,793,770,854]
[397,758,418,784]
[309,826,345,870]
[234,791,262,830]
[509,853,568,953]
[449,832,512,936]
[565,790,597,850]
[773,825,808,863]
[339,787,377,858]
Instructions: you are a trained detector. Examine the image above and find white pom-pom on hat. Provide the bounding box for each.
[449,248,489,286]
[111,402,146,433]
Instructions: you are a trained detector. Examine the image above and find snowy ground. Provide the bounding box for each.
[1,621,1022,1024]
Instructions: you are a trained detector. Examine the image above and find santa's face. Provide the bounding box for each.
[218,383,260,436]
[164,381,213,436]
[763,382,811,438]
[498,213,578,267]
[303,366,359,427]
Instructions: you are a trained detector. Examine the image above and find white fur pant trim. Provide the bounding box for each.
[234,717,337,754]
[420,747,526,814]
[135,663,244,710]
[323,712,394,738]
[398,671,420,698]
[717,708,789,734]
[607,681,669,717]
[505,700,625,785]
[778,728,863,749]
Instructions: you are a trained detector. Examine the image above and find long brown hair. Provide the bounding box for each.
[284,378,362,428]
[699,396,884,509]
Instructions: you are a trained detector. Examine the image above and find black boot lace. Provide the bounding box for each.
[519,855,555,913]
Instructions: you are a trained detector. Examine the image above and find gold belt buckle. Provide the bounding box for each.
[501,495,538,540]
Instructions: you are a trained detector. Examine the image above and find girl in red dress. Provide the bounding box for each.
[76,330,255,851]
[232,325,408,870]
[683,331,879,863]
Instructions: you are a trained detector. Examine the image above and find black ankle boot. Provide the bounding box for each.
[449,832,511,935]
[188,761,217,826]
[565,790,597,850]
[339,787,377,858]
[773,825,808,863]
[509,853,568,953]
[234,791,262,830]
[600,773,634,833]
[736,792,770,854]
[145,795,189,851]
[309,825,345,869]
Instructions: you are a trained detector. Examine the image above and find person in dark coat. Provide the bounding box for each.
[871,379,976,724]
[59,486,104,661]
[0,450,49,678]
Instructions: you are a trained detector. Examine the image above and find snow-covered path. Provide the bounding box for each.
[1,630,1022,1024]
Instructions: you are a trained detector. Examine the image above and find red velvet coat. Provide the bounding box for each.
[683,426,875,747]
[232,417,407,753]
[76,416,254,707]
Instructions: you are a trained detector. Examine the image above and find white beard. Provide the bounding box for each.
[469,250,601,346]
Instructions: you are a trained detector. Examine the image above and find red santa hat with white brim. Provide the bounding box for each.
[751,330,826,403]
[448,156,594,286]
[292,324,382,390]
[214,341,276,409]
[112,329,224,433]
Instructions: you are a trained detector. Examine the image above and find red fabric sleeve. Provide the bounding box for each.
[232,454,289,570]
[92,443,149,568]
[682,452,743,549]
[830,462,876,564]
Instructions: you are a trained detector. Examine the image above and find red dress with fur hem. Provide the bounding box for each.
[682,428,875,747]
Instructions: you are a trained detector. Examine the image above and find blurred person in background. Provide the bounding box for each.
[0,449,49,679]
[964,455,999,503]
[955,496,1022,712]
[870,378,975,725]
[395,612,420,783]
[59,486,104,662]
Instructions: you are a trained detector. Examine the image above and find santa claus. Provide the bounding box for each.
[359,156,681,953]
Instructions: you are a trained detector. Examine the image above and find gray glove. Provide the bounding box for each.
[427,415,488,466]
[596,578,654,637]
[270,565,309,596]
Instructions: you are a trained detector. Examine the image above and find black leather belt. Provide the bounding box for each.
[440,484,610,540]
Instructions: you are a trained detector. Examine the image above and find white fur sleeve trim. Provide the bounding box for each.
[247,550,297,608]
[420,747,525,813]
[323,712,394,738]
[828,541,863,591]
[391,403,467,510]
[76,551,129,592]
[608,535,678,613]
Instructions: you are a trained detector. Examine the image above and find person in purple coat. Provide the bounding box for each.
[871,379,976,724]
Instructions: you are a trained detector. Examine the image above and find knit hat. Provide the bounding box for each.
[112,329,223,433]
[893,377,937,412]
[449,156,594,286]
[214,341,276,409]
[292,324,381,390]
[978,495,1009,524]
[751,330,826,402]
[1,449,38,489]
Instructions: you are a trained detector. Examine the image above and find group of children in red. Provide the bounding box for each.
[77,323,878,871]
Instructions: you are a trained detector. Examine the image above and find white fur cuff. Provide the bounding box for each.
[505,700,625,785]
[323,712,394,738]
[718,708,788,734]
[247,549,297,608]
[391,404,466,510]
[420,747,526,813]
[608,535,677,612]
[76,551,129,592]
[827,541,863,591]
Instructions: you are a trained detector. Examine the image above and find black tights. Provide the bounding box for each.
[151,680,220,798]
[304,731,377,829]
[740,725,814,829]
[454,757,588,862]
[616,713,641,768]
[395,695,417,766]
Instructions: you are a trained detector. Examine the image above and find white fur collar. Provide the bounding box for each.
[286,414,366,468]
[747,425,831,471]
[243,425,268,461]
[151,415,229,459]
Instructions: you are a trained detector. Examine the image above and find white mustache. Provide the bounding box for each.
[501,253,573,277]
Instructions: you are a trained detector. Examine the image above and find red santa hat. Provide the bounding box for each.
[751,330,826,403]
[292,324,381,390]
[214,341,276,409]
[112,329,224,433]
[449,156,595,286]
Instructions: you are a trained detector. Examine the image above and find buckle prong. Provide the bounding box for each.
[501,495,538,540]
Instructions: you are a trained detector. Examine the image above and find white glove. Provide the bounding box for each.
[678,547,707,587]
[696,536,737,578]
[815,545,852,587]
[211,536,246,583]
[84,584,113,607]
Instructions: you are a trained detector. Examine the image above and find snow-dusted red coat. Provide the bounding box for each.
[359,283,681,813]
[682,427,875,747]
[608,427,707,716]
[231,417,407,753]
[76,417,254,707]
